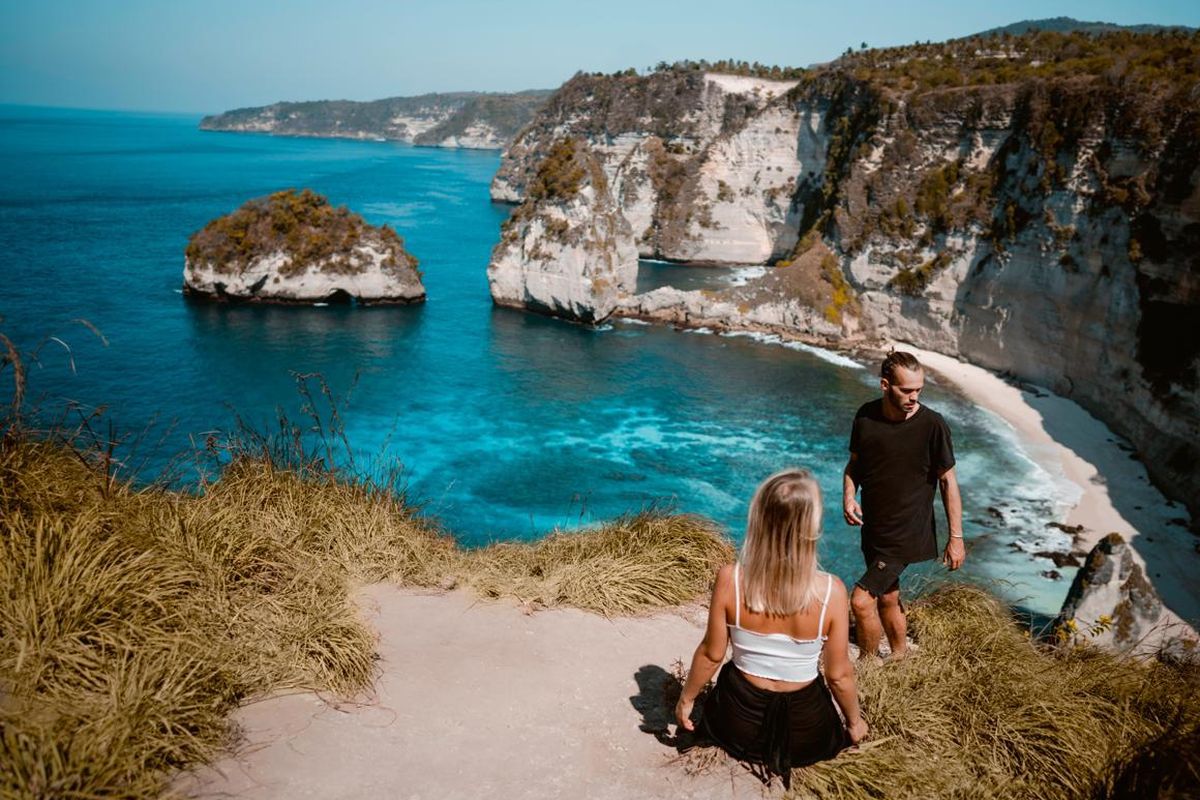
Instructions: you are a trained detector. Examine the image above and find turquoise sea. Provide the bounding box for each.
[0,105,1079,614]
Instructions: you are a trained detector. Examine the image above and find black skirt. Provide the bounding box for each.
[701,662,850,782]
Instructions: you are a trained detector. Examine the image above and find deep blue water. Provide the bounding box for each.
[0,105,1078,612]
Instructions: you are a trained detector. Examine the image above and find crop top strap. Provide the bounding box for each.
[733,563,741,628]
[816,573,833,636]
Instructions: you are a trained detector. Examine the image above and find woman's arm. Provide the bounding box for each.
[822,577,869,744]
[675,563,733,731]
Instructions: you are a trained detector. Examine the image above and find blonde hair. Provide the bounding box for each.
[739,468,823,616]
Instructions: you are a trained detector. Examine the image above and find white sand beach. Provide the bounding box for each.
[902,344,1200,629]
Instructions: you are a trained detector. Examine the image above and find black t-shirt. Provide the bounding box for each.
[848,399,956,562]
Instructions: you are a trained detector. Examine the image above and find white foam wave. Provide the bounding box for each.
[781,341,864,369]
[719,330,863,370]
[724,266,768,286]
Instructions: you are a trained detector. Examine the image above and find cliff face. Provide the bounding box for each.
[488,34,1200,518]
[493,72,815,264]
[487,139,637,322]
[184,189,424,304]
[828,69,1200,524]
[200,91,552,150]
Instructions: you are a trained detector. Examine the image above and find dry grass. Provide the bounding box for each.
[459,511,733,614]
[782,585,1200,800]
[0,430,731,798]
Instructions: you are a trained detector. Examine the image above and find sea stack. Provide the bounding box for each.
[183,189,424,304]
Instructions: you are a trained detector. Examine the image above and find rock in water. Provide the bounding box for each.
[183,189,424,304]
[1056,533,1179,657]
[487,138,636,323]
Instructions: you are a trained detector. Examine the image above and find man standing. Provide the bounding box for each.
[843,350,965,661]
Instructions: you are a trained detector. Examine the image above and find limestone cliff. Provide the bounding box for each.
[487,138,636,323]
[493,71,812,264]
[488,33,1200,520]
[200,91,552,150]
[184,189,424,304]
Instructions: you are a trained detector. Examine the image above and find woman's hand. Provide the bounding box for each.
[847,717,869,744]
[675,696,695,731]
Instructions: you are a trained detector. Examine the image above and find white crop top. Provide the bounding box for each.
[728,563,832,683]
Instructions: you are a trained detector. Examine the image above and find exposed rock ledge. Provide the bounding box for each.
[183,189,424,305]
[1057,533,1197,660]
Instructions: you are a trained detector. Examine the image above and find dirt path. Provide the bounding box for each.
[180,584,766,799]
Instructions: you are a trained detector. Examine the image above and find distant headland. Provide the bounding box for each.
[199,90,553,150]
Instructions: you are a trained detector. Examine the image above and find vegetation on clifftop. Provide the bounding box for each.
[526,138,590,202]
[185,188,418,278]
[826,28,1200,98]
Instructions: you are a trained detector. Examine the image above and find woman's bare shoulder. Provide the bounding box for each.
[817,571,848,598]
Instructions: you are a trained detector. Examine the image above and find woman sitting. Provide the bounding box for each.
[675,468,868,783]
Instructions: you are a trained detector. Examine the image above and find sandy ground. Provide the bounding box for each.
[180,585,765,800]
[903,344,1200,628]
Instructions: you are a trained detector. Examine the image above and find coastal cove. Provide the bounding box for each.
[0,105,1193,623]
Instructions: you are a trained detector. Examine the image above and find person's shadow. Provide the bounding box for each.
[629,664,774,789]
[628,664,710,751]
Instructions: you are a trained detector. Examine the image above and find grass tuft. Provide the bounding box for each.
[458,510,734,614]
[784,585,1200,799]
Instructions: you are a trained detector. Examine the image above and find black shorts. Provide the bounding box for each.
[702,662,849,783]
[855,551,907,596]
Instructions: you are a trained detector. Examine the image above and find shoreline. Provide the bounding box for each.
[901,344,1200,629]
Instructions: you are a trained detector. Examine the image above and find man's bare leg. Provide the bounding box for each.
[879,588,908,660]
[851,586,883,661]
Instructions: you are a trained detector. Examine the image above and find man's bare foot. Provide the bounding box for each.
[884,642,918,663]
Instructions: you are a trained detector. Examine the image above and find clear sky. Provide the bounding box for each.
[1,0,1197,114]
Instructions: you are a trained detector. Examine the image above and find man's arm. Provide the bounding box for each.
[843,453,862,526]
[939,467,965,569]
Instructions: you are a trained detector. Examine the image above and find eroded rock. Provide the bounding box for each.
[183,189,424,304]
[1055,533,1189,658]
[487,138,637,323]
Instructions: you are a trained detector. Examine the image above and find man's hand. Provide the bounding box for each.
[942,536,965,570]
[843,496,863,526]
